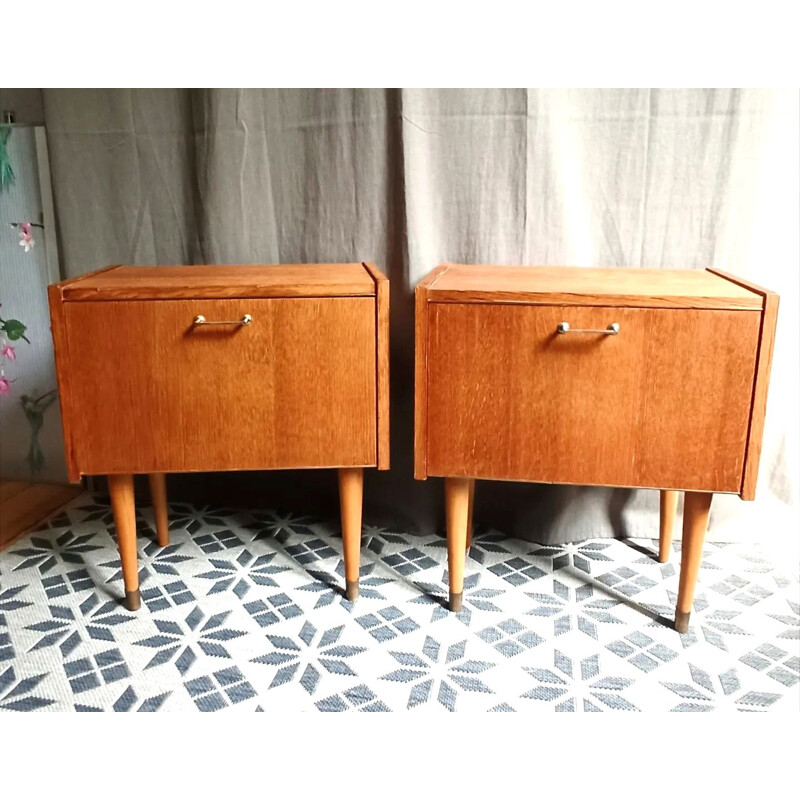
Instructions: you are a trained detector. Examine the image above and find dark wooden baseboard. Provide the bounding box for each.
[0,481,83,551]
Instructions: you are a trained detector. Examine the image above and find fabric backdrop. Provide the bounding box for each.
[0,125,68,483]
[40,88,799,545]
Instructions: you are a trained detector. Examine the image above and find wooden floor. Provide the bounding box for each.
[0,481,83,551]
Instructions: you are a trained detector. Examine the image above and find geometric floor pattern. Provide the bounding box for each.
[1,493,798,712]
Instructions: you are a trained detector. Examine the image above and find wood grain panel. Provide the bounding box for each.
[0,482,82,550]
[427,265,762,309]
[414,287,429,479]
[704,268,774,297]
[426,303,760,492]
[362,262,390,470]
[0,482,29,504]
[48,284,82,482]
[62,297,377,474]
[55,264,123,289]
[632,307,760,490]
[60,264,375,301]
[739,292,779,499]
[414,264,453,479]
[706,269,780,500]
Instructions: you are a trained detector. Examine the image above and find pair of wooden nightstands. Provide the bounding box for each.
[49,263,777,634]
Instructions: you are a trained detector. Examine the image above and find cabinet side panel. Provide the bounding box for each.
[413,265,452,479]
[363,264,390,470]
[706,268,779,500]
[740,294,779,499]
[47,286,81,482]
[414,286,428,479]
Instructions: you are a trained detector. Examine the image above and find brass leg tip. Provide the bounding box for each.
[345,580,359,602]
[449,592,463,612]
[124,589,141,612]
[675,610,690,634]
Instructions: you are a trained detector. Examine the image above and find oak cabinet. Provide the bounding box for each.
[414,264,778,632]
[49,263,389,609]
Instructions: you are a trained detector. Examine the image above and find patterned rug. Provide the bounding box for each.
[1,492,797,712]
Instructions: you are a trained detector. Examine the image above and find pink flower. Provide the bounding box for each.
[0,375,11,395]
[1,344,15,361]
[19,223,35,252]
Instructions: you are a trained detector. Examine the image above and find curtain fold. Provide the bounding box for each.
[41,88,799,543]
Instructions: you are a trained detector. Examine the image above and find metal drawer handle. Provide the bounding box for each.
[193,314,252,326]
[557,322,619,335]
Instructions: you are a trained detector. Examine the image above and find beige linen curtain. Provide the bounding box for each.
[41,88,799,544]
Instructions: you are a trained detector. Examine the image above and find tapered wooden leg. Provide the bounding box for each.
[338,467,363,602]
[675,491,712,634]
[446,478,470,611]
[465,479,475,550]
[659,490,679,563]
[148,473,170,547]
[108,474,140,611]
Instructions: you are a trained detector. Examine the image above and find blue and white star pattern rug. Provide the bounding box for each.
[1,493,797,712]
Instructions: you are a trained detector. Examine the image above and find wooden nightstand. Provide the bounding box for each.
[49,263,389,609]
[414,264,778,632]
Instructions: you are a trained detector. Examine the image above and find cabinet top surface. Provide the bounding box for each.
[56,263,378,301]
[423,265,766,309]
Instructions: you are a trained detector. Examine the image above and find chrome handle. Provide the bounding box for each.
[557,322,619,335]
[193,314,252,326]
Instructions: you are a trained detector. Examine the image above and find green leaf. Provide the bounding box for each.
[3,319,27,341]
